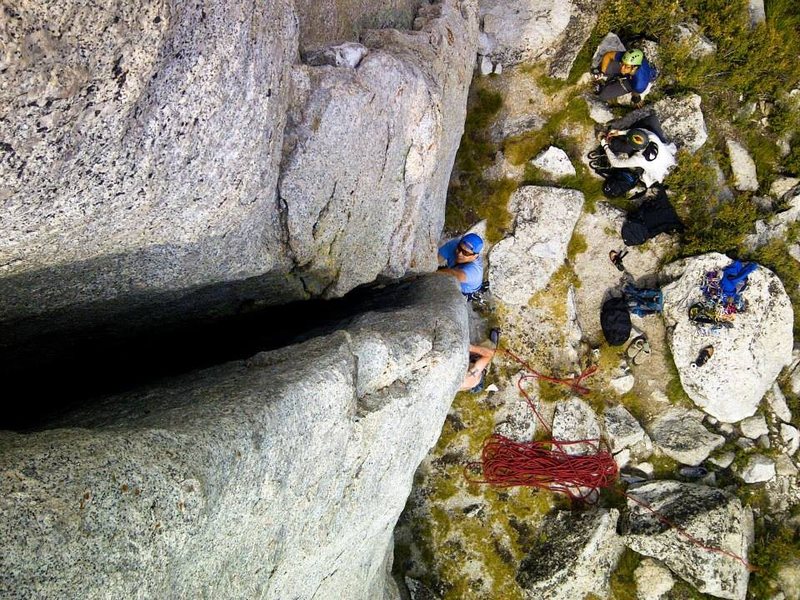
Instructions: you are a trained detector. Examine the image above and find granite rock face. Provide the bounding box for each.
[479,0,603,75]
[622,481,753,600]
[653,94,708,153]
[279,0,479,297]
[1,0,299,320]
[0,0,479,320]
[488,186,584,306]
[516,509,624,600]
[661,253,794,423]
[0,276,469,599]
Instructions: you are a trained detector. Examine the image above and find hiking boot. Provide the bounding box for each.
[693,345,714,368]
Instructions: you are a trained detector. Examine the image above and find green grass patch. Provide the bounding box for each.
[446,83,514,243]
[609,548,642,600]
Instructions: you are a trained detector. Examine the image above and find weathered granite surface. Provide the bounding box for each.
[0,276,468,599]
[0,0,478,321]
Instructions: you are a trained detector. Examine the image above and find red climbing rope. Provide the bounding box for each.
[464,349,617,502]
[463,348,756,571]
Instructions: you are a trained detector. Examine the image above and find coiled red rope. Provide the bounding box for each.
[463,348,756,571]
[465,349,617,502]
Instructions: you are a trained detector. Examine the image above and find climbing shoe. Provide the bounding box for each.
[693,345,714,368]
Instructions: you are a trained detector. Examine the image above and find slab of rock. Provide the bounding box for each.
[736,454,776,483]
[648,407,725,466]
[604,405,647,453]
[781,424,800,455]
[770,177,800,199]
[622,481,753,600]
[634,558,675,600]
[653,94,708,153]
[768,383,793,423]
[709,451,736,469]
[488,186,584,306]
[739,415,769,439]
[516,509,624,600]
[726,139,759,192]
[493,376,539,443]
[0,275,468,599]
[661,253,794,423]
[530,147,576,179]
[745,186,800,250]
[552,398,601,456]
[0,0,300,321]
[749,0,766,26]
[674,22,716,57]
[480,0,601,76]
[282,0,479,298]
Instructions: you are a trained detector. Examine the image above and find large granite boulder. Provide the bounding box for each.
[479,0,603,75]
[0,0,478,321]
[661,253,794,423]
[653,94,708,153]
[0,276,468,599]
[516,509,624,600]
[1,0,300,319]
[488,186,584,306]
[280,0,479,297]
[648,407,725,466]
[745,184,800,250]
[622,481,753,600]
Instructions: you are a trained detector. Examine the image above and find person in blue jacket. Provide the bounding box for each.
[594,49,656,105]
[438,232,484,295]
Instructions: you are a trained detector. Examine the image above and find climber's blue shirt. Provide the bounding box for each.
[439,239,484,294]
[613,51,656,93]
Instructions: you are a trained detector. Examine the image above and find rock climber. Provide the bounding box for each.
[593,48,656,105]
[438,232,484,295]
[598,126,677,188]
[460,344,496,392]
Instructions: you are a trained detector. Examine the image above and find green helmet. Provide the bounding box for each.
[621,49,644,66]
[627,128,649,150]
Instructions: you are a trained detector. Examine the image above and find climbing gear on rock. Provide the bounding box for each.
[692,345,714,368]
[622,283,663,316]
[609,249,628,271]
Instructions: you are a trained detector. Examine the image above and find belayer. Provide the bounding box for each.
[597,126,677,188]
[593,48,656,105]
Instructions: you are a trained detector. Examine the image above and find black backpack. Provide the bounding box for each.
[588,147,641,198]
[601,297,632,346]
[602,170,640,198]
[621,188,684,246]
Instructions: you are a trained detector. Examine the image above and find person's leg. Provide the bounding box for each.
[599,78,633,101]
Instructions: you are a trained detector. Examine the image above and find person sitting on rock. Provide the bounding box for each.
[438,232,484,295]
[593,48,656,105]
[460,344,496,392]
[599,127,677,188]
